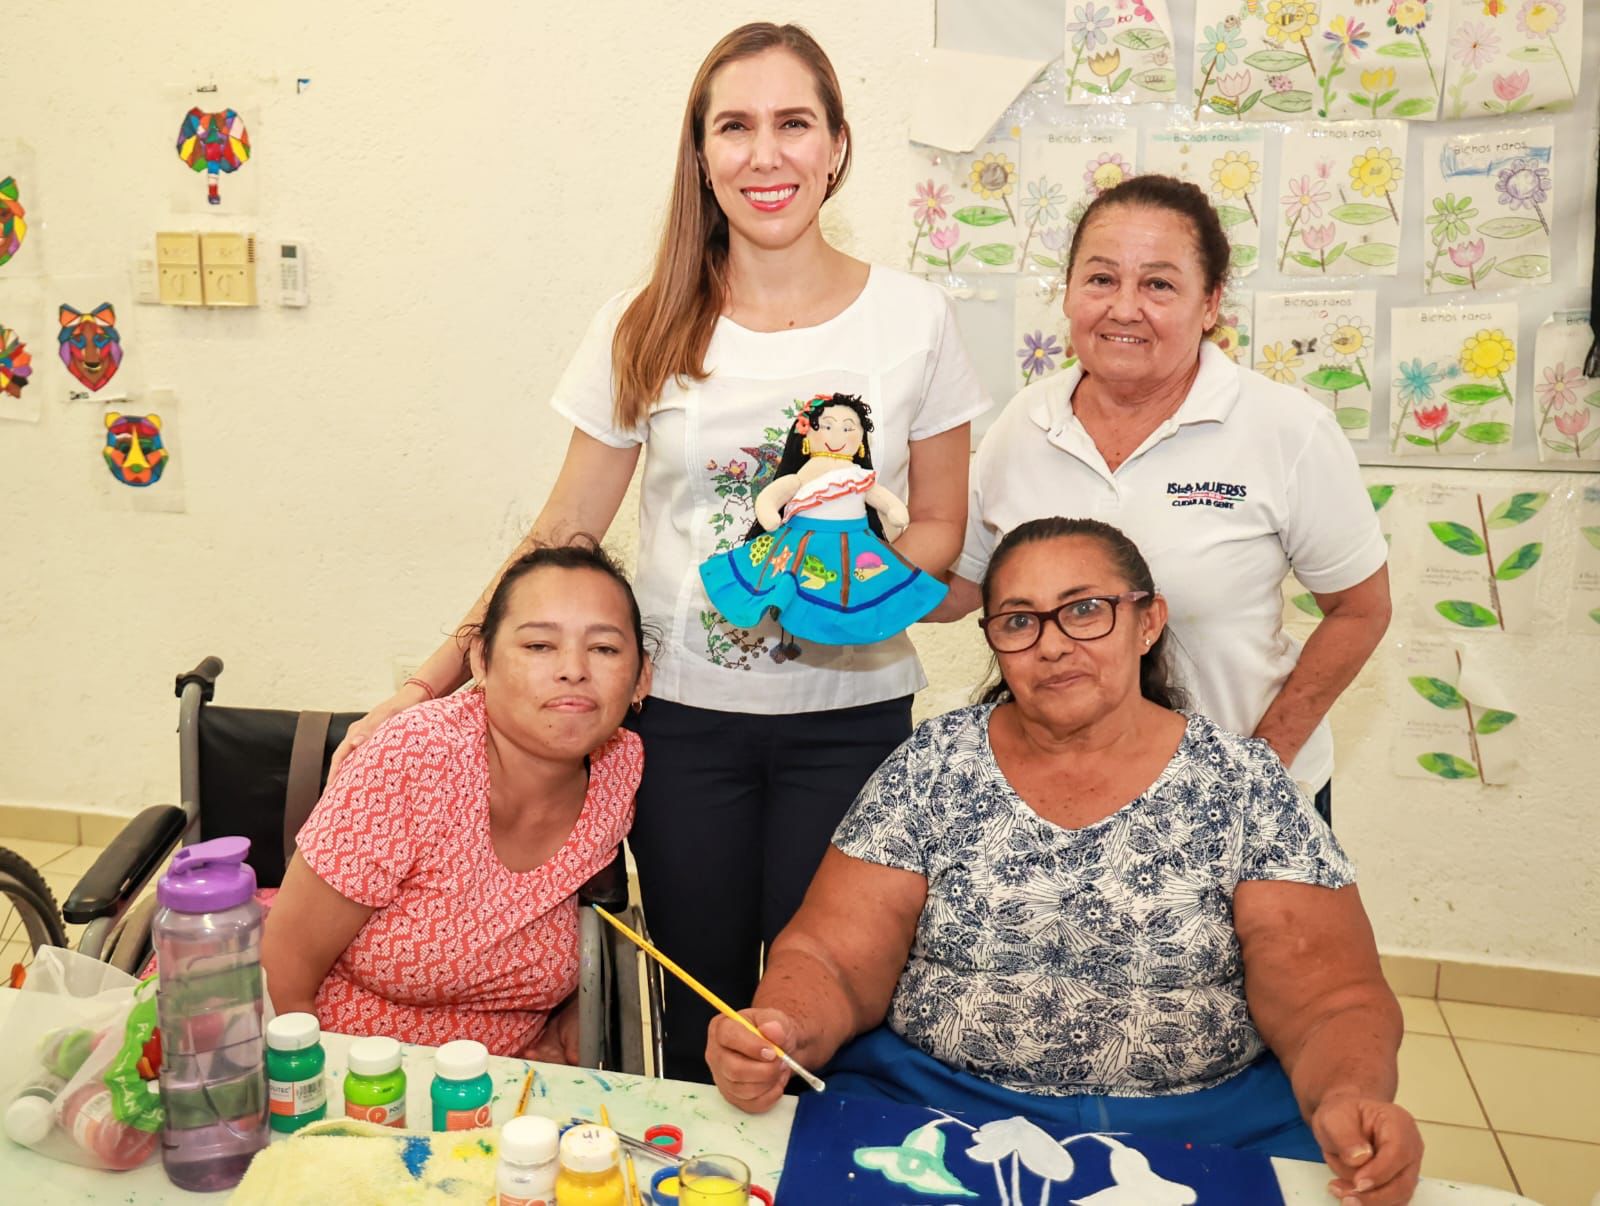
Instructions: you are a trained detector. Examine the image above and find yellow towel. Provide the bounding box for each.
[229,1119,501,1205]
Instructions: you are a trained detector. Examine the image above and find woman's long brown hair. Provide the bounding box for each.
[609,23,852,430]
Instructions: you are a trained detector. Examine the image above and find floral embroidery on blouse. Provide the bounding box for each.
[832,704,1355,1097]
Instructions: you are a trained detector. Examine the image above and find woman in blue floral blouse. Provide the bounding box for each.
[707,517,1423,1205]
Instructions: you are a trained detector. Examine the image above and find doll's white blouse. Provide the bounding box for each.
[550,266,990,715]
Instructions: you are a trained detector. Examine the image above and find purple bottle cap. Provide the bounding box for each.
[157,835,257,912]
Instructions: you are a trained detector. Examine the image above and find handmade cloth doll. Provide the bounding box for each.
[699,394,947,646]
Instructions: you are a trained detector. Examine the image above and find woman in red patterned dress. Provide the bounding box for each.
[261,543,649,1060]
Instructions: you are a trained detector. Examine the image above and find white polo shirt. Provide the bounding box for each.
[956,341,1386,789]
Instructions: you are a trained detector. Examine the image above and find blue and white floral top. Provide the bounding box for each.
[831,704,1355,1098]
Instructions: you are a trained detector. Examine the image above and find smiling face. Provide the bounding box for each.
[986,535,1165,735]
[701,48,843,255]
[811,403,863,459]
[469,566,649,762]
[1064,205,1221,395]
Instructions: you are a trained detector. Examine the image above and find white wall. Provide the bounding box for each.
[1,1,1594,973]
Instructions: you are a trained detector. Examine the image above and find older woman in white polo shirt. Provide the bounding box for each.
[944,175,1389,821]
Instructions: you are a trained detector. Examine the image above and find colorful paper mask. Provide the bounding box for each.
[103,412,168,487]
[0,177,25,267]
[58,303,124,392]
[0,325,30,399]
[176,108,252,205]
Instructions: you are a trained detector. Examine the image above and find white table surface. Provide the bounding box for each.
[0,989,1541,1204]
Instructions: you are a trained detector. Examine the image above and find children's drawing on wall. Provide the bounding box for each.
[1569,488,1600,635]
[1018,125,1140,273]
[1014,275,1072,389]
[1254,290,1376,435]
[909,129,1023,274]
[1417,483,1547,632]
[1441,0,1582,118]
[176,108,251,206]
[0,177,26,269]
[1276,122,1407,277]
[1420,125,1553,294]
[1145,128,1264,275]
[1388,304,1516,456]
[1531,311,1600,462]
[1288,483,1395,620]
[57,302,124,399]
[95,392,184,513]
[1205,288,1251,365]
[1064,0,1178,103]
[0,322,37,422]
[1192,0,1445,122]
[1391,636,1521,784]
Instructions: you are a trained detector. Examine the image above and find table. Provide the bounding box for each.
[0,993,1540,1204]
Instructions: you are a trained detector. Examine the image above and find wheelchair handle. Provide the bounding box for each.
[175,656,224,702]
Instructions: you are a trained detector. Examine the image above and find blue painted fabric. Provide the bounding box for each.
[777,1044,1295,1205]
[700,515,946,645]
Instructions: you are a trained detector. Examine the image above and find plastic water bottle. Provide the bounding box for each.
[152,836,269,1190]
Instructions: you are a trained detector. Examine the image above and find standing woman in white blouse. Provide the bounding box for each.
[330,23,988,1080]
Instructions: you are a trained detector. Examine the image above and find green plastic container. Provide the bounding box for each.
[430,1040,492,1131]
[265,1013,326,1133]
[343,1036,407,1129]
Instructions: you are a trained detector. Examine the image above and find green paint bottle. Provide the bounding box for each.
[265,1013,326,1133]
[344,1036,407,1128]
[430,1039,493,1131]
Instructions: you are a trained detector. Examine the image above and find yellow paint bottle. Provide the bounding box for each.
[554,1124,624,1206]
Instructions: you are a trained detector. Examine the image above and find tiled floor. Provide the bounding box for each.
[3,832,1598,1203]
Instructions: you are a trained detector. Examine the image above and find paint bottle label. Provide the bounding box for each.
[497,1197,550,1206]
[269,1076,326,1117]
[444,1103,493,1131]
[346,1099,406,1128]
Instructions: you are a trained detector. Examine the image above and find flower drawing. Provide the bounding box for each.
[1278,175,1329,269]
[1067,2,1115,51]
[1361,67,1396,94]
[1324,15,1369,56]
[1448,240,1485,268]
[1210,151,1260,222]
[1302,222,1336,251]
[1459,328,1516,410]
[1397,358,1445,404]
[1088,49,1122,79]
[930,225,959,251]
[1018,330,1064,383]
[1217,70,1253,101]
[1536,362,1583,412]
[1415,403,1451,430]
[1495,156,1551,233]
[1425,193,1479,282]
[1492,70,1529,102]
[1554,409,1591,438]
[1325,317,1373,360]
[1083,152,1132,197]
[1195,22,1248,116]
[1350,145,1403,221]
[1516,0,1575,93]
[1023,178,1065,227]
[1386,0,1439,91]
[1259,341,1303,383]
[1263,0,1320,45]
[910,180,951,225]
[970,153,1016,202]
[1449,20,1499,69]
[1516,0,1564,35]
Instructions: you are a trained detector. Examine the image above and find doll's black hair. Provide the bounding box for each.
[745,393,886,540]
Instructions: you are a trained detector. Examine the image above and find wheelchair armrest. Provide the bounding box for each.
[63,804,187,925]
[577,846,629,912]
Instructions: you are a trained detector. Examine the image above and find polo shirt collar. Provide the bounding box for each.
[1028,340,1242,437]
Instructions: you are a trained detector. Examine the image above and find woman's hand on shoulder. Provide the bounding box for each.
[328,683,431,780]
[1312,1092,1423,1205]
[706,1007,800,1114]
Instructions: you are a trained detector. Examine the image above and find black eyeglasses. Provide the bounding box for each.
[978,592,1151,653]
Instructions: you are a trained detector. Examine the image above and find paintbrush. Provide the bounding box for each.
[591,905,827,1093]
[514,1066,535,1116]
[599,1104,643,1206]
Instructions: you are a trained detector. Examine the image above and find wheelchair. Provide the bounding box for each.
[59,657,663,1075]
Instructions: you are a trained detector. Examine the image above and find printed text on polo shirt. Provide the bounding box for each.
[1167,481,1249,509]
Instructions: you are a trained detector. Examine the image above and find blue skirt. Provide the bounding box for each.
[699,516,947,646]
[824,1027,1324,1162]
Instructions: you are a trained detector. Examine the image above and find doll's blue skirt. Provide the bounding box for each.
[699,516,947,645]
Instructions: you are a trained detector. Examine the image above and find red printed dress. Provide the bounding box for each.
[293,690,642,1057]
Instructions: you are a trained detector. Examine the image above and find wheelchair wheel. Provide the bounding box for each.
[0,847,69,983]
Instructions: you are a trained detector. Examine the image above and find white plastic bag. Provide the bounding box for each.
[0,946,163,1169]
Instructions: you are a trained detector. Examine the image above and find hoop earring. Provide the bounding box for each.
[801,437,811,455]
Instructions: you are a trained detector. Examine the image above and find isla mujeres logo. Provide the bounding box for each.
[1168,479,1248,509]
